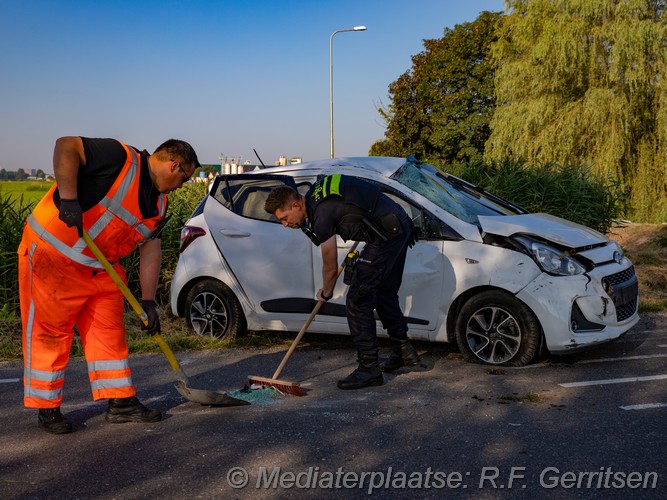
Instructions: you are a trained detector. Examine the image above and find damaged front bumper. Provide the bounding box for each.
[516,262,640,353]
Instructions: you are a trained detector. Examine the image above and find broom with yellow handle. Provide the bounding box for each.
[248,241,360,395]
[82,229,249,406]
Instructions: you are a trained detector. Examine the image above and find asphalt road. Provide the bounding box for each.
[1,313,666,499]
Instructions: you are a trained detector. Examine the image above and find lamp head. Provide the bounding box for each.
[353,26,367,31]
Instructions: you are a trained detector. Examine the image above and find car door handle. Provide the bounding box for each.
[219,229,252,238]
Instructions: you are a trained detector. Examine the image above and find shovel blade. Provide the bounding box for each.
[176,380,250,406]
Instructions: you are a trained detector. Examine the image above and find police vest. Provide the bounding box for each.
[26,142,167,269]
[308,174,383,243]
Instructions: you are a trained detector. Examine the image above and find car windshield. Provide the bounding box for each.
[390,158,523,225]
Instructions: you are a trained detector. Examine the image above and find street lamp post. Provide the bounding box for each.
[329,25,366,159]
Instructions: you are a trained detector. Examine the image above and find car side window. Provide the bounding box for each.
[383,191,424,232]
[383,191,461,241]
[237,188,276,221]
[212,179,284,222]
[211,176,315,223]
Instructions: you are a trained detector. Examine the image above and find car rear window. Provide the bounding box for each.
[212,179,280,222]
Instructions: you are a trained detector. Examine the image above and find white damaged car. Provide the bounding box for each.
[170,156,639,366]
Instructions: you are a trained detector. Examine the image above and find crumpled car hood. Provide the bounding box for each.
[478,213,609,248]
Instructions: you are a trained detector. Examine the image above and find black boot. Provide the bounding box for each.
[380,339,424,373]
[38,407,72,434]
[106,396,162,423]
[337,355,384,390]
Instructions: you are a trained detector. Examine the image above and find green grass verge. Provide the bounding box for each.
[0,312,306,362]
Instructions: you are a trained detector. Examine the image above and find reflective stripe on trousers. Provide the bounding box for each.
[19,234,136,408]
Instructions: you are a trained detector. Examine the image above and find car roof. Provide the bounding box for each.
[251,156,407,178]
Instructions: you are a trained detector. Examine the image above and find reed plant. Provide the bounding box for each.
[0,194,34,315]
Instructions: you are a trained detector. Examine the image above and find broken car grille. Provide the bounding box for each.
[602,266,639,322]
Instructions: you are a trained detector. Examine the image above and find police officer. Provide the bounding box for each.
[265,174,422,390]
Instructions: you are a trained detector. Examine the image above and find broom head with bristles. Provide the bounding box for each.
[247,375,307,396]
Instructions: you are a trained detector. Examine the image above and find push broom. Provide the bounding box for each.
[248,241,360,396]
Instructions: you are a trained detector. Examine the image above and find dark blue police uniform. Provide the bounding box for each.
[304,174,417,388]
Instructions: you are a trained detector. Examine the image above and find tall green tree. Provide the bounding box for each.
[486,0,667,222]
[370,11,502,170]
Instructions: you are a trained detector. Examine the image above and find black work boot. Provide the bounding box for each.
[106,396,162,423]
[337,355,384,390]
[38,407,73,434]
[380,339,424,373]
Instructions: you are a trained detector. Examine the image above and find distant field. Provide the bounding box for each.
[0,180,53,205]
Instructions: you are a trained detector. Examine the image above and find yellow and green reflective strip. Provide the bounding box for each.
[322,174,342,197]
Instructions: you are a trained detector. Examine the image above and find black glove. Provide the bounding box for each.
[59,198,83,237]
[316,288,333,302]
[141,300,160,335]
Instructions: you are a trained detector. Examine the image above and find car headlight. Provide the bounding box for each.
[609,240,625,264]
[514,236,586,276]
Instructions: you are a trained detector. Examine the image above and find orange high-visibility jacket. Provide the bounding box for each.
[27,142,167,266]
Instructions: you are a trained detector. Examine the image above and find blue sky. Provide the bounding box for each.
[0,0,505,172]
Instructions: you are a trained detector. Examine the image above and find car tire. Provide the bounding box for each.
[455,290,541,366]
[185,280,246,340]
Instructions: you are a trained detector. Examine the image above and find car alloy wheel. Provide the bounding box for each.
[184,280,246,340]
[455,290,541,366]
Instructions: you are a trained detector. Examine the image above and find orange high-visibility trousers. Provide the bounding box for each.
[19,226,136,409]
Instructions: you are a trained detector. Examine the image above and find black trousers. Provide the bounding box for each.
[345,212,413,358]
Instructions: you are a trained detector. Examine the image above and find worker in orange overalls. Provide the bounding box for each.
[18,136,200,434]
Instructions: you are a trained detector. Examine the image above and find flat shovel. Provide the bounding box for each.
[82,229,249,407]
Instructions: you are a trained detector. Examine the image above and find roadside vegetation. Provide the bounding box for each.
[0,180,52,204]
[458,159,625,235]
[371,1,667,223]
[610,223,667,314]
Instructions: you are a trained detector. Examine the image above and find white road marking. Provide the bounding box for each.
[620,403,667,410]
[0,378,20,384]
[516,353,667,369]
[574,354,667,364]
[559,374,667,388]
